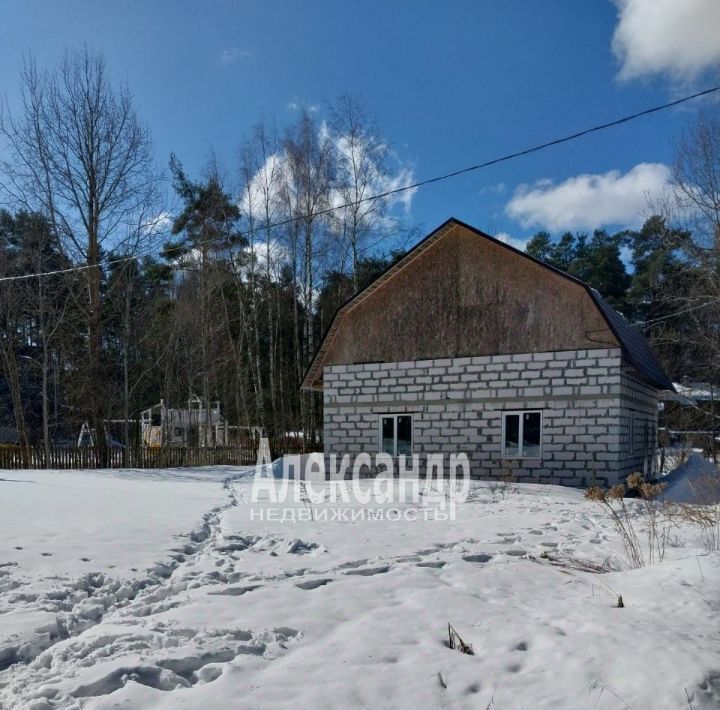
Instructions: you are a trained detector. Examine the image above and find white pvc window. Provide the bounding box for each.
[502,410,542,459]
[379,414,413,456]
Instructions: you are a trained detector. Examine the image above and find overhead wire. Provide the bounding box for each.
[0,83,719,284]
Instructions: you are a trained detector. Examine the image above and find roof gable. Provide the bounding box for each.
[302,218,672,389]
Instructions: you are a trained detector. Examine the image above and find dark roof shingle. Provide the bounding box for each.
[589,290,675,391]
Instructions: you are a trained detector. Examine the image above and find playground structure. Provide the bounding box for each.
[140,395,260,448]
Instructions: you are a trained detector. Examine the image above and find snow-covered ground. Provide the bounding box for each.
[660,452,720,504]
[1,464,720,709]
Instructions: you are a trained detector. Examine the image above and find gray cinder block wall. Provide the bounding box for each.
[619,365,658,479]
[322,347,658,487]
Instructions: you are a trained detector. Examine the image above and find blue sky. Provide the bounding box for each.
[1,0,719,249]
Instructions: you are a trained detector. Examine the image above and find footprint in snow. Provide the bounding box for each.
[295,578,333,590]
[416,560,446,568]
[210,584,262,596]
[462,553,492,563]
[342,565,390,576]
[41,552,52,557]
[504,549,526,557]
[337,559,369,570]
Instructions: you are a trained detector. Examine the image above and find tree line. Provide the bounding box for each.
[525,214,720,392]
[0,49,415,459]
[1,48,719,461]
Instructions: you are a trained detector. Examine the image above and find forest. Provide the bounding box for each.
[0,48,719,459]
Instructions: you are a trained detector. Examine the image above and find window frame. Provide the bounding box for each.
[501,409,543,460]
[378,413,414,456]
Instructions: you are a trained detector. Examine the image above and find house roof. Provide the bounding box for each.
[589,290,674,391]
[302,217,675,392]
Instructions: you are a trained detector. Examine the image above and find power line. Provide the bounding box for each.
[1,83,719,284]
[636,298,720,326]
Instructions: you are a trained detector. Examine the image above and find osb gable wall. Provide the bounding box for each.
[320,224,618,370]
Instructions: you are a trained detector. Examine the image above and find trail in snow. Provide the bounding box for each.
[1,476,235,672]
[0,474,307,709]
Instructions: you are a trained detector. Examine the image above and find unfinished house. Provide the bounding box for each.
[141,395,229,447]
[302,218,675,487]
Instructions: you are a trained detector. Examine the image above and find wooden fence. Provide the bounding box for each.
[0,440,321,470]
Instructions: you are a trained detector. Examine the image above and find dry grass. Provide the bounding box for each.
[487,471,517,502]
[674,475,720,553]
[586,473,672,568]
[534,550,613,574]
[530,551,623,606]
[447,623,474,655]
[297,480,316,521]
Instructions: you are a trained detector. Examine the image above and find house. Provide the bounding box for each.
[301,218,675,487]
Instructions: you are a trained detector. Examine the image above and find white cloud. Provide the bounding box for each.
[219,47,250,66]
[495,232,529,252]
[505,163,673,231]
[329,130,416,219]
[250,131,414,219]
[238,124,416,249]
[239,152,287,218]
[612,0,720,81]
[141,211,173,237]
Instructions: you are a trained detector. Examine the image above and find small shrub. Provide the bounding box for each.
[498,471,517,500]
[488,470,517,502]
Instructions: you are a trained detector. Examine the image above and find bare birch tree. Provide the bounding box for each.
[329,95,401,291]
[0,48,160,462]
[281,111,334,439]
[239,122,287,434]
